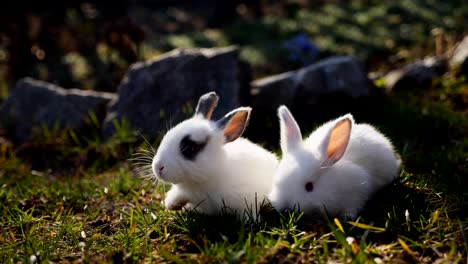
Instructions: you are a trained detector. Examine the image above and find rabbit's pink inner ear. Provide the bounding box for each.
[324,118,352,166]
[223,109,250,142]
[279,106,302,151]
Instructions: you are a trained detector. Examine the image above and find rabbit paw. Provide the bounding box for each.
[165,195,189,210]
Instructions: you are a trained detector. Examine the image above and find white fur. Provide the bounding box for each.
[152,115,278,216]
[269,106,400,217]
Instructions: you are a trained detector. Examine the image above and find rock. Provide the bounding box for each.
[422,56,448,75]
[460,57,468,78]
[251,56,371,111]
[0,78,116,143]
[449,35,468,77]
[384,57,447,93]
[450,35,468,66]
[102,46,241,139]
[251,71,297,110]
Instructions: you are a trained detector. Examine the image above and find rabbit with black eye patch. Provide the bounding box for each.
[152,92,279,216]
[268,106,400,218]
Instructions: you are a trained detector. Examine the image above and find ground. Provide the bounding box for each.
[0,0,468,263]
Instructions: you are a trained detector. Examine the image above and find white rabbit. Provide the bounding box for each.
[268,106,400,218]
[152,92,278,216]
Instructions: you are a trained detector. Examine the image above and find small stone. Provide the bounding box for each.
[30,255,38,264]
[78,241,86,251]
[384,57,447,93]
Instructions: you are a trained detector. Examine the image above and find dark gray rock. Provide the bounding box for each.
[385,56,447,93]
[460,57,468,78]
[102,46,241,139]
[251,71,297,110]
[384,65,434,92]
[251,56,371,111]
[0,78,116,143]
[423,56,448,75]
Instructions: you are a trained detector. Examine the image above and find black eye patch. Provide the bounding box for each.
[180,135,208,160]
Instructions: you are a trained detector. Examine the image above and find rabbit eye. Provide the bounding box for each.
[305,182,314,192]
[180,135,208,160]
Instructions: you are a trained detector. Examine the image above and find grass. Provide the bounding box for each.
[0,70,467,263]
[1,1,467,262]
[160,0,468,74]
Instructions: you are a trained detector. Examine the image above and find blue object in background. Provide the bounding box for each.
[283,33,320,66]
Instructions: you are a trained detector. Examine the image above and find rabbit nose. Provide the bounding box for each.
[152,159,165,177]
[158,165,165,173]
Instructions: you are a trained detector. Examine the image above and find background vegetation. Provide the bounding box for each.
[0,0,467,262]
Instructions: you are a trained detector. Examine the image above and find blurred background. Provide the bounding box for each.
[1,0,467,95]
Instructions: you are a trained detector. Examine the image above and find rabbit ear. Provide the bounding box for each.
[278,106,302,152]
[195,92,219,120]
[216,107,251,143]
[320,115,353,167]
